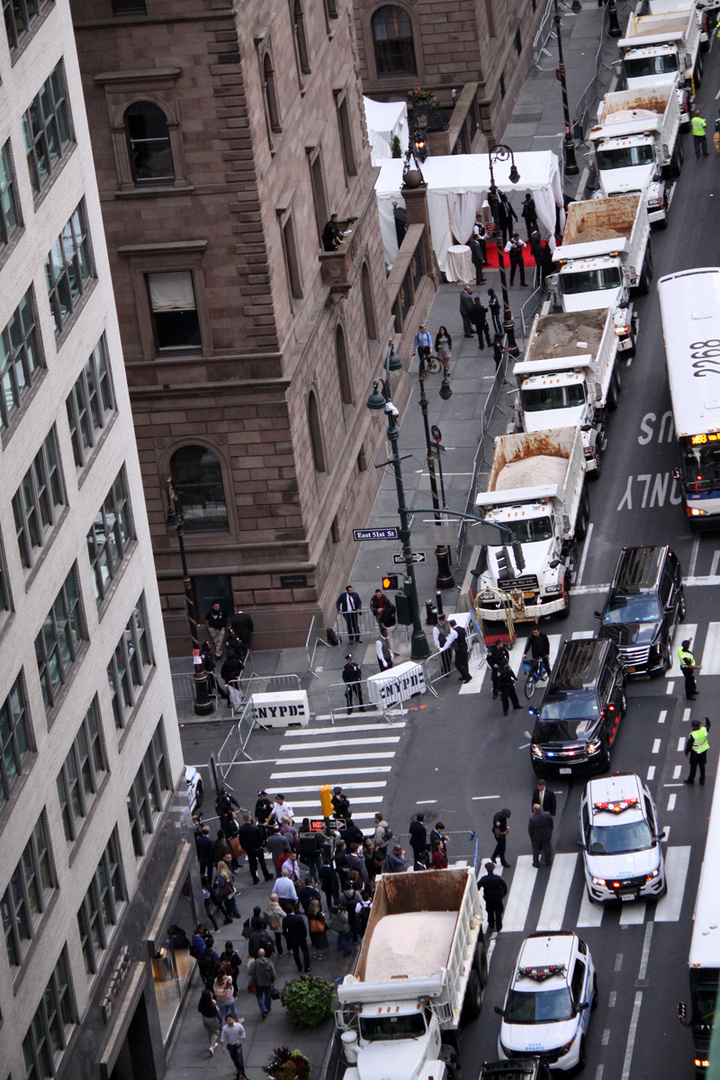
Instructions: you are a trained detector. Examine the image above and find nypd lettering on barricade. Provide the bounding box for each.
[254,703,306,720]
[367,660,426,708]
[250,690,310,728]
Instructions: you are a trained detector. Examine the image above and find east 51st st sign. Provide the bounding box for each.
[353,527,399,541]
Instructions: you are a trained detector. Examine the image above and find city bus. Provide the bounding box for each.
[657,268,720,526]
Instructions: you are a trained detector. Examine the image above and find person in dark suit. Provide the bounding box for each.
[496,192,518,246]
[470,237,487,285]
[521,194,538,239]
[230,607,254,651]
[531,778,557,817]
[448,618,471,683]
[459,285,475,337]
[528,804,554,867]
[477,861,509,932]
[409,813,429,863]
[471,297,493,349]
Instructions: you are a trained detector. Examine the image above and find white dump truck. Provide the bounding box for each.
[588,86,681,226]
[619,9,703,129]
[337,868,486,1080]
[473,428,589,623]
[643,0,714,52]
[510,309,620,477]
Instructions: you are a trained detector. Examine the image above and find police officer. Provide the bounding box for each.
[679,639,699,700]
[505,233,528,287]
[487,638,510,699]
[692,109,709,158]
[491,808,512,867]
[477,861,508,932]
[498,663,522,716]
[685,717,711,785]
[342,654,364,713]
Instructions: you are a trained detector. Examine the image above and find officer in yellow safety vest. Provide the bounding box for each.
[685,717,711,786]
[678,639,699,700]
[692,110,709,159]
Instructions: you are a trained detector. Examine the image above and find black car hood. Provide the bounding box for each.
[532,718,600,744]
[600,622,660,647]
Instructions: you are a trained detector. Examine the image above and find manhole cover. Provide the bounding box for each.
[510,112,544,124]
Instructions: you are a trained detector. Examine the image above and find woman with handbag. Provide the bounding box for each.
[307,898,329,961]
[216,853,240,921]
[264,894,286,957]
[247,947,277,1019]
[213,965,238,1023]
[198,987,222,1055]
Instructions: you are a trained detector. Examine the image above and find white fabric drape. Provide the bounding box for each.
[447,192,483,246]
[363,97,409,165]
[148,271,196,312]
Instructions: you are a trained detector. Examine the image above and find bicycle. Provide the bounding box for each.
[523,657,549,699]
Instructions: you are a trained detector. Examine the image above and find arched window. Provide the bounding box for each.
[361,263,378,341]
[307,390,326,472]
[169,446,228,531]
[124,102,175,183]
[336,324,353,405]
[263,51,282,135]
[371,5,417,76]
[293,0,311,74]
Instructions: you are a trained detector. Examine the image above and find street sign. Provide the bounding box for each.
[353,527,399,541]
[431,424,442,445]
[393,552,426,564]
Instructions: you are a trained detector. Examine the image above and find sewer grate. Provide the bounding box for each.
[528,67,558,80]
[509,112,544,125]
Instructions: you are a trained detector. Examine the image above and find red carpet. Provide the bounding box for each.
[484,239,537,269]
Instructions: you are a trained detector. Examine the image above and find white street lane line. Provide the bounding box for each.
[677,737,686,752]
[619,900,646,925]
[289,796,382,809]
[688,535,700,578]
[273,751,396,765]
[667,624,697,678]
[638,921,654,982]
[666,682,674,694]
[472,794,501,800]
[602,1030,611,1046]
[270,781,387,793]
[655,845,691,922]
[683,708,692,723]
[536,854,577,932]
[577,884,604,928]
[621,991,643,1080]
[701,622,720,675]
[576,522,593,587]
[571,631,595,639]
[270,766,392,779]
[673,765,682,779]
[459,661,489,695]
[278,736,401,750]
[662,827,671,843]
[416,799,437,804]
[609,991,617,1008]
[652,739,661,754]
[595,1067,604,1080]
[711,550,720,577]
[667,793,677,811]
[503,856,538,933]
[658,710,667,724]
[647,765,656,781]
[614,954,623,972]
[282,723,406,736]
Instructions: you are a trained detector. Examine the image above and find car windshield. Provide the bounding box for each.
[596,144,655,170]
[602,593,662,624]
[492,517,553,544]
[539,690,600,721]
[505,987,575,1024]
[522,384,586,412]
[561,267,622,294]
[624,54,678,78]
[359,1014,426,1041]
[588,819,654,855]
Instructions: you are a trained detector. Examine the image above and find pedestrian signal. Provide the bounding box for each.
[382,574,399,590]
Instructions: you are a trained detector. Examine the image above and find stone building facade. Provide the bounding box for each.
[354,0,547,152]
[70,0,435,656]
[0,1,191,1077]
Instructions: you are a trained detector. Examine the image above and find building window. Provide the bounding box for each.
[127,723,171,856]
[262,50,282,136]
[336,93,357,179]
[336,324,353,405]
[35,566,85,711]
[293,1,311,75]
[87,469,134,604]
[1,288,43,432]
[1,813,54,967]
[0,140,20,252]
[371,5,417,76]
[281,213,303,300]
[13,427,65,570]
[515,28,522,56]
[169,445,229,531]
[500,70,506,99]
[308,149,329,243]
[107,596,153,729]
[3,0,53,52]
[23,61,72,196]
[66,336,115,468]
[361,263,378,340]
[0,540,9,618]
[56,698,107,843]
[124,101,175,184]
[21,949,75,1076]
[0,674,32,809]
[113,0,146,12]
[45,201,94,336]
[77,830,124,974]
[307,390,326,472]
[357,445,367,472]
[325,0,338,18]
[485,0,496,37]
[331,515,340,543]
[146,271,201,352]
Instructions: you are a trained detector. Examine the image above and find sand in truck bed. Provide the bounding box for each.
[363,910,458,982]
[495,455,568,491]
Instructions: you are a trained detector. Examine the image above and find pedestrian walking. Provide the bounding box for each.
[505,233,528,286]
[308,898,329,960]
[434,326,453,375]
[213,967,238,1023]
[431,839,448,869]
[378,594,398,653]
[433,618,455,677]
[219,1015,246,1074]
[264,894,286,956]
[460,284,475,336]
[693,109,709,158]
[215,788,241,835]
[372,812,392,857]
[492,333,504,369]
[229,604,254,652]
[487,638,509,699]
[524,626,552,679]
[336,585,362,642]
[477,861,508,932]
[531,778,557,816]
[198,988,221,1056]
[488,288,502,335]
[204,601,228,659]
[370,588,388,627]
[237,812,272,884]
[384,844,407,872]
[342,653,364,713]
[470,236,487,285]
[409,813,429,863]
[414,323,433,362]
[328,904,352,956]
[521,193,538,239]
[498,662,522,715]
[216,853,241,920]
[529,228,543,286]
[448,618,472,683]
[497,191,518,246]
[528,803,554,867]
[376,628,394,671]
[273,866,298,913]
[472,215,489,264]
[248,947,276,1019]
[491,808,512,867]
[685,717,711,785]
[471,297,493,348]
[679,639,699,700]
[282,904,311,973]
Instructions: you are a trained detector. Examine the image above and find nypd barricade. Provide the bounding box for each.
[367,660,426,708]
[250,689,310,728]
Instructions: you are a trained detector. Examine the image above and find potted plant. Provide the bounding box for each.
[279,974,335,1029]
[264,1046,312,1080]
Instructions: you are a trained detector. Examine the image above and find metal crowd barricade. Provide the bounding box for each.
[334,609,410,647]
[305,614,332,679]
[171,673,218,712]
[216,698,258,772]
[532,0,570,67]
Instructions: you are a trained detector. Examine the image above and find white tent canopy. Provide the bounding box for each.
[374,151,565,271]
[363,96,409,165]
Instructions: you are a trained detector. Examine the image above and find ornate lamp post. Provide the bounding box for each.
[418,354,455,589]
[367,343,430,661]
[487,144,521,359]
[166,479,213,716]
[607,2,622,37]
[554,0,580,175]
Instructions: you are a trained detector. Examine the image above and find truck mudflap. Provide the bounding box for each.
[476,595,568,622]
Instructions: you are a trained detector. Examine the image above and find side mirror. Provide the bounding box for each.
[549,558,560,569]
[579,1001,590,1012]
[657,831,666,841]
[494,1005,505,1016]
[580,423,592,433]
[594,611,602,619]
[576,840,586,849]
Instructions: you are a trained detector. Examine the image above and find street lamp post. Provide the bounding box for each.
[553,0,580,176]
[166,479,214,716]
[607,1,622,38]
[418,354,455,589]
[367,343,431,661]
[487,145,521,359]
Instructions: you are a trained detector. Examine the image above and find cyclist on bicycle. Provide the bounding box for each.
[523,626,551,680]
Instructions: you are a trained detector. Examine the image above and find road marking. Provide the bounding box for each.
[667,625,697,677]
[568,584,610,595]
[655,846,691,922]
[615,954,623,972]
[711,550,720,577]
[283,723,406,736]
[647,765,656,781]
[602,1030,611,1046]
[688,535,700,578]
[270,766,393,779]
[263,780,387,794]
[472,794,501,800]
[701,622,720,676]
[536,854,577,931]
[652,739,661,754]
[576,522,593,587]
[621,992,643,1080]
[503,855,538,932]
[609,990,617,1008]
[571,630,595,639]
[416,799,437,804]
[677,737,686,752]
[658,710,667,724]
[577,886,604,928]
[279,736,401,750]
[662,826,671,843]
[666,682,674,695]
[667,793,677,811]
[595,1067,604,1080]
[638,921,654,982]
[620,900,646,925]
[673,765,682,779]
[683,708,692,723]
[271,751,396,766]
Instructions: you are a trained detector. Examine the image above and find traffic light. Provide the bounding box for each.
[512,541,526,571]
[319,785,333,817]
[382,574,399,590]
[395,590,412,625]
[496,547,513,581]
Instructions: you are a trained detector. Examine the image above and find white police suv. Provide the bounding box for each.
[496,931,597,1072]
[579,773,666,904]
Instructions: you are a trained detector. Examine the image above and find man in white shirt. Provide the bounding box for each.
[376,630,394,671]
[273,866,299,912]
[220,1014,246,1073]
[433,618,457,678]
[271,794,294,827]
[504,232,528,287]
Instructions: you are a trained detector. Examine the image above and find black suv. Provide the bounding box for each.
[595,546,685,676]
[530,639,626,776]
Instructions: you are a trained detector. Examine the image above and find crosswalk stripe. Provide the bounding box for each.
[667,624,697,678]
[279,736,401,750]
[536,854,577,931]
[577,885,604,928]
[654,845,691,922]
[272,751,396,765]
[289,796,383,809]
[268,781,388,794]
[700,623,720,676]
[270,766,393,779]
[503,856,538,932]
[282,723,406,736]
[571,631,595,639]
[619,900,646,925]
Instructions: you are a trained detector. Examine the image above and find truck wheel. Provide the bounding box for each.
[577,1036,587,1072]
[559,587,571,619]
[463,969,483,1020]
[696,54,703,87]
[473,943,488,988]
[637,262,650,296]
[576,489,590,541]
[608,369,621,410]
[670,145,682,179]
[645,243,654,281]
